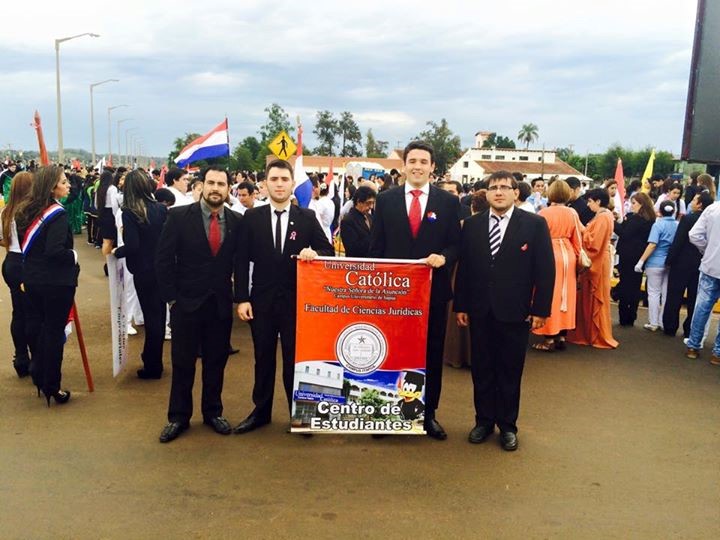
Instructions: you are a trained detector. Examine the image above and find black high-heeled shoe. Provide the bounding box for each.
[45,390,71,407]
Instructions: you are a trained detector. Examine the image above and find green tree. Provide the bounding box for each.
[258,103,294,143]
[168,132,201,164]
[481,133,516,149]
[416,118,462,175]
[517,123,539,149]
[313,110,339,156]
[358,389,385,419]
[337,111,363,156]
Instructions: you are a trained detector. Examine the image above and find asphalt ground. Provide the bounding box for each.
[1,240,719,539]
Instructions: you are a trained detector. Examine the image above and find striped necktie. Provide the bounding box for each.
[489,214,501,258]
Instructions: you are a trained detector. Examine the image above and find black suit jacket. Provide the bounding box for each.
[369,184,461,304]
[20,210,79,287]
[614,213,653,268]
[155,202,242,318]
[115,202,168,278]
[570,197,594,226]
[454,208,555,322]
[340,207,372,258]
[665,212,702,271]
[236,204,334,310]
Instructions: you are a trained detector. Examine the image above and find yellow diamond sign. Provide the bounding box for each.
[268,131,297,160]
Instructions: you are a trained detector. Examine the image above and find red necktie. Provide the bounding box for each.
[209,212,221,256]
[409,189,422,238]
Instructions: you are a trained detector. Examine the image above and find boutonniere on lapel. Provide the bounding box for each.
[289,231,297,241]
[520,243,528,251]
[426,211,437,222]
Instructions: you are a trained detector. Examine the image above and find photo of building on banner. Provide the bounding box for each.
[292,258,432,435]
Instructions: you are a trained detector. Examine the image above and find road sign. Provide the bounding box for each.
[268,130,297,160]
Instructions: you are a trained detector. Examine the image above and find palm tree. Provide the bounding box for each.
[518,123,539,149]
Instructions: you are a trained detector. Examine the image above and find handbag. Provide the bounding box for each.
[574,217,592,271]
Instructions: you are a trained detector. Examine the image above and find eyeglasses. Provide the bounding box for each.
[487,184,514,192]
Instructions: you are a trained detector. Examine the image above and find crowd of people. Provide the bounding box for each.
[1,148,718,450]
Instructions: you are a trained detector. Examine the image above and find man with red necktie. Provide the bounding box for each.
[155,167,244,443]
[369,141,462,440]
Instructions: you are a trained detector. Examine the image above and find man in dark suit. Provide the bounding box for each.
[369,141,461,440]
[566,176,594,226]
[455,171,554,451]
[234,159,334,434]
[155,167,243,443]
[340,185,376,257]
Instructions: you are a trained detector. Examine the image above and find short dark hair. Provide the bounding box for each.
[403,141,435,164]
[265,159,294,177]
[165,168,187,187]
[512,171,524,184]
[353,186,376,204]
[154,187,176,205]
[446,180,463,193]
[530,177,544,187]
[516,182,532,202]
[696,191,714,210]
[151,169,161,176]
[200,166,229,183]
[585,188,609,207]
[237,181,255,194]
[565,176,581,190]
[486,171,518,189]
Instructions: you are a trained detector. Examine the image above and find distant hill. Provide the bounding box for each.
[4,148,166,167]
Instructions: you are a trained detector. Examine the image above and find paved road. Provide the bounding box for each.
[1,241,719,539]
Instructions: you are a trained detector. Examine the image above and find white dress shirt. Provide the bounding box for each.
[489,204,515,246]
[271,202,292,253]
[167,186,192,207]
[404,182,430,217]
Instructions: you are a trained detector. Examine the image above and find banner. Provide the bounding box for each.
[292,257,432,435]
[107,255,128,377]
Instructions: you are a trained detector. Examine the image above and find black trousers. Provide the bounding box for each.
[249,295,297,421]
[425,302,449,417]
[2,253,30,364]
[167,297,232,423]
[663,266,699,337]
[133,275,165,374]
[468,310,530,433]
[616,263,644,326]
[24,283,76,395]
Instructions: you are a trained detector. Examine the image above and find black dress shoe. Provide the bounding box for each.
[233,415,270,434]
[137,368,163,380]
[159,421,189,443]
[228,346,240,355]
[468,424,494,444]
[204,416,232,435]
[425,418,448,440]
[13,360,30,378]
[500,431,518,451]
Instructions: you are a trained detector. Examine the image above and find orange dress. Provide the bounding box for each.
[567,210,619,349]
[533,205,583,336]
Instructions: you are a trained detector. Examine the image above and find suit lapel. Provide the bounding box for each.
[190,203,212,257]
[392,187,414,242]
[416,186,439,241]
[495,209,521,260]
[284,205,301,255]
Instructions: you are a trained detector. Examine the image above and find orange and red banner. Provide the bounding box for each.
[292,257,432,435]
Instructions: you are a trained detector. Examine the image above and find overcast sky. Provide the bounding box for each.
[0,0,698,161]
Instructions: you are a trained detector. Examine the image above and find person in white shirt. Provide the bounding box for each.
[230,181,261,215]
[308,178,334,243]
[165,168,193,207]
[685,201,720,363]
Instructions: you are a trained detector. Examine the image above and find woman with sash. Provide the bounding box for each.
[0,172,34,377]
[16,166,80,405]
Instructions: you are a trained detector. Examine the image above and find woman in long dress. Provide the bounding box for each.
[567,188,619,349]
[531,180,583,351]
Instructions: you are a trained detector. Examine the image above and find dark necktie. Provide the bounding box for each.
[408,189,422,238]
[208,212,221,256]
[274,210,285,255]
[489,214,501,258]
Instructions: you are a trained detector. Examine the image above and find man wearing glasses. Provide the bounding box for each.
[454,171,554,451]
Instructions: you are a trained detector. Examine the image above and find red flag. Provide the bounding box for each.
[107,155,113,168]
[614,158,625,218]
[325,159,334,186]
[32,110,50,166]
[72,159,81,170]
[158,164,168,188]
[150,159,156,170]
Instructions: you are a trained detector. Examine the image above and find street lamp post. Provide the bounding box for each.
[55,32,100,165]
[107,105,127,166]
[89,79,118,164]
[116,118,132,165]
[125,128,139,168]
